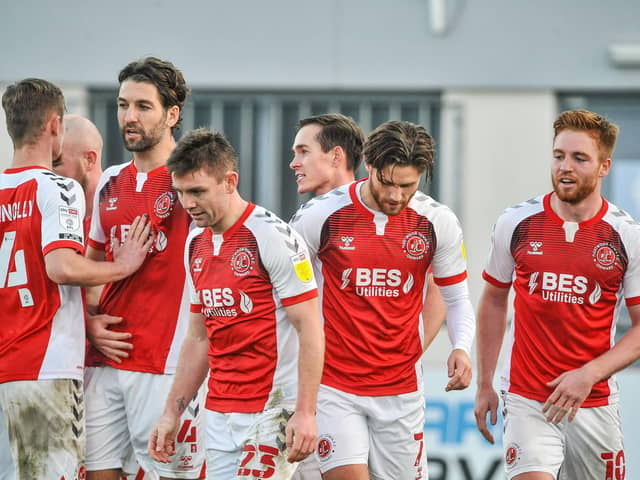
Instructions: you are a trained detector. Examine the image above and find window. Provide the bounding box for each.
[90,90,441,221]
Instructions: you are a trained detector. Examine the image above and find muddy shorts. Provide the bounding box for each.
[205,406,300,479]
[0,378,85,480]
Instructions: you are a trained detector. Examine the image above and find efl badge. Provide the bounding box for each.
[154,191,176,219]
[291,252,313,283]
[59,206,80,231]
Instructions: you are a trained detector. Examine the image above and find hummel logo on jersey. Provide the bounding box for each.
[340,267,414,297]
[527,241,543,255]
[106,197,118,211]
[201,288,254,317]
[528,271,601,305]
[339,236,355,250]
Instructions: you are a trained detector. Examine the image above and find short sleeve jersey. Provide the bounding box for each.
[483,193,640,406]
[87,162,191,374]
[0,167,85,383]
[186,203,318,414]
[290,180,468,396]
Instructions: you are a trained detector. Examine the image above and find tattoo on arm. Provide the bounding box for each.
[176,396,187,414]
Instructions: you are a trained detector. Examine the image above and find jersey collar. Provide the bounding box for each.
[543,192,608,228]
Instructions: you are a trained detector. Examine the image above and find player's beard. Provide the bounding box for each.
[369,183,413,216]
[121,115,167,152]
[551,172,598,205]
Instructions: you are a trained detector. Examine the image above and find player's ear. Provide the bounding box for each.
[166,105,180,129]
[85,150,98,170]
[49,111,62,138]
[224,171,239,192]
[599,157,612,178]
[333,146,346,167]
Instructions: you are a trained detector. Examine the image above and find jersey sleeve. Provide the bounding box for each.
[430,205,468,286]
[38,175,86,255]
[184,229,202,313]
[483,209,517,288]
[258,223,318,306]
[622,224,640,306]
[88,169,113,250]
[289,198,327,259]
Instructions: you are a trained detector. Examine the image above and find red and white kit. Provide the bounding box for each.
[0,167,85,383]
[87,161,191,372]
[86,161,204,478]
[0,166,86,479]
[483,193,640,406]
[186,202,317,413]
[291,180,473,478]
[291,180,471,396]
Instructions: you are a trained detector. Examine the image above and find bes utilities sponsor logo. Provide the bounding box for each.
[528,271,601,305]
[201,288,253,317]
[340,267,415,297]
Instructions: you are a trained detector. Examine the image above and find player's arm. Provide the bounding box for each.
[44,214,152,286]
[284,297,324,463]
[149,311,209,463]
[543,303,640,424]
[83,245,134,363]
[422,273,447,351]
[438,280,475,392]
[473,282,510,444]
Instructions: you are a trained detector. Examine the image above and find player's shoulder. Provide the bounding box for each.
[186,226,207,245]
[289,183,352,225]
[603,200,640,238]
[408,191,455,218]
[497,194,545,224]
[34,169,83,198]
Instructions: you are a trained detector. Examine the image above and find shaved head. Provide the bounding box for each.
[64,114,103,153]
[53,115,103,217]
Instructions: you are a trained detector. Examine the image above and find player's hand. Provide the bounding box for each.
[149,413,180,463]
[445,348,472,391]
[112,214,154,276]
[542,366,596,424]
[285,410,317,463]
[86,313,133,363]
[474,385,499,444]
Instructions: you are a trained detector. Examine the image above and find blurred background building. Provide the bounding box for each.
[2,1,639,478]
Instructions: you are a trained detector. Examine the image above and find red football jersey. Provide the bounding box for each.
[186,203,317,413]
[483,193,640,406]
[87,162,191,374]
[0,167,85,383]
[291,180,468,396]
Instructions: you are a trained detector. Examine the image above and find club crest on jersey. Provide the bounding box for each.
[154,191,176,219]
[527,241,543,255]
[193,257,203,273]
[106,197,118,211]
[231,247,255,276]
[317,434,335,462]
[402,231,430,260]
[504,443,522,469]
[339,235,355,250]
[592,242,618,271]
[58,206,80,231]
[291,252,313,283]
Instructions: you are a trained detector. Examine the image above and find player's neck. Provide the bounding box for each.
[315,172,355,196]
[132,136,176,173]
[84,177,100,219]
[11,142,54,170]
[209,194,249,235]
[550,190,604,223]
